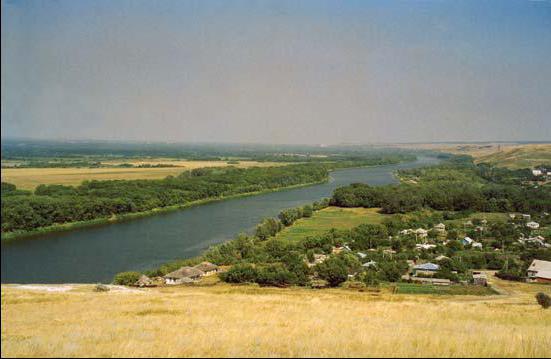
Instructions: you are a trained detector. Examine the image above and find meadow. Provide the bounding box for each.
[275,207,385,242]
[0,159,285,190]
[2,275,550,357]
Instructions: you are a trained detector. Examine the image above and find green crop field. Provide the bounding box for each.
[392,282,498,296]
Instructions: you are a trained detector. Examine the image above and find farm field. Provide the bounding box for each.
[275,207,386,242]
[1,276,550,357]
[0,160,286,190]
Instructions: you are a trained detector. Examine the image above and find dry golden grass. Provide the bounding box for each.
[2,276,550,357]
[0,160,285,190]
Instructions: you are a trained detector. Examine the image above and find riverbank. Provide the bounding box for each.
[1,178,329,242]
[1,157,423,242]
[3,156,439,284]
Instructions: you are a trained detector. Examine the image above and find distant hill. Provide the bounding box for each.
[472,144,551,169]
[397,143,551,169]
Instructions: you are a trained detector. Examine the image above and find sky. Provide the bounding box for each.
[1,0,551,144]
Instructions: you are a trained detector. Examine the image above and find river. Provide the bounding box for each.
[1,156,439,283]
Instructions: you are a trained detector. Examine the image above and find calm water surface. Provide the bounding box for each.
[1,157,439,283]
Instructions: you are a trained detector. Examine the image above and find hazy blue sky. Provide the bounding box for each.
[2,0,550,144]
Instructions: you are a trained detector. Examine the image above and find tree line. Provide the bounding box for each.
[1,164,329,233]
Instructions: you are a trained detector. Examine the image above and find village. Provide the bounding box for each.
[125,211,551,290]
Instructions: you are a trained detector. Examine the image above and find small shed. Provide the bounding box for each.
[472,272,488,286]
[526,221,540,230]
[135,274,155,287]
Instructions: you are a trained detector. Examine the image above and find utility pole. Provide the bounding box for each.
[503,239,509,271]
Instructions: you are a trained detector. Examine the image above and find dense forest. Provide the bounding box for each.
[330,158,551,214]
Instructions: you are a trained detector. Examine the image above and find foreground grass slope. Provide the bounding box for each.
[2,277,550,357]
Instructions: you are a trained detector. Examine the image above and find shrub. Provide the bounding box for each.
[220,263,258,283]
[255,218,284,240]
[113,271,141,285]
[359,270,380,287]
[536,292,551,309]
[94,283,110,292]
[315,256,349,287]
[256,264,297,287]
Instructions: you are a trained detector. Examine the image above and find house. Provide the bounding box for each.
[193,262,219,276]
[413,262,440,276]
[134,274,155,287]
[414,228,428,238]
[462,237,474,246]
[332,246,344,254]
[383,249,396,256]
[481,219,488,225]
[526,221,540,230]
[435,255,450,262]
[307,253,328,267]
[526,259,551,283]
[362,260,377,268]
[472,242,483,249]
[164,266,204,285]
[509,213,516,219]
[522,214,531,220]
[532,169,543,176]
[357,252,367,259]
[472,272,488,286]
[415,243,436,250]
[520,236,549,248]
[434,223,446,232]
[400,229,412,235]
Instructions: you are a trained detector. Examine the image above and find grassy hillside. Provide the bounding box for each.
[474,144,551,169]
[275,207,385,242]
[2,276,550,357]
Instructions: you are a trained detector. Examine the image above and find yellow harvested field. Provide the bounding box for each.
[1,161,286,190]
[2,276,550,357]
